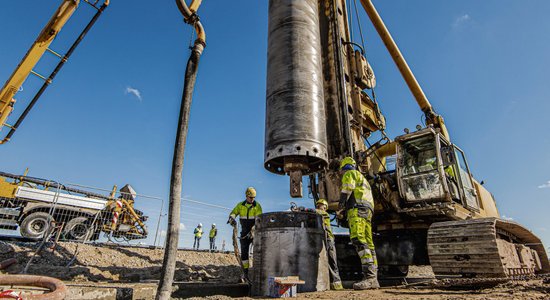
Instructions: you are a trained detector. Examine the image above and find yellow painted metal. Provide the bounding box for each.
[375,141,396,158]
[475,180,500,218]
[175,0,206,45]
[0,178,18,198]
[120,199,147,231]
[0,0,79,131]
[359,0,450,140]
[188,0,202,13]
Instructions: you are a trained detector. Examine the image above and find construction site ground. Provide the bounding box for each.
[0,241,241,283]
[1,241,549,299]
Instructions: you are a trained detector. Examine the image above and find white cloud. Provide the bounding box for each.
[125,86,143,101]
[453,14,471,28]
[501,215,514,221]
[538,181,550,189]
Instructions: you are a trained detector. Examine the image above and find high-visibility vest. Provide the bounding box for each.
[194,227,203,238]
[209,228,217,238]
[316,209,334,239]
[341,170,374,210]
[229,200,263,236]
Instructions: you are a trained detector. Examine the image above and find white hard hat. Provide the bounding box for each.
[198,223,202,227]
[212,223,216,226]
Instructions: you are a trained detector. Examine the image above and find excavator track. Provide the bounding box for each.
[427,218,550,278]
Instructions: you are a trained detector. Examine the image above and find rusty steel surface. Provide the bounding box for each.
[0,258,17,270]
[0,275,67,300]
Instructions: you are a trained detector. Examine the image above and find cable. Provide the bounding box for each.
[353,0,366,51]
[347,0,354,42]
[364,137,387,172]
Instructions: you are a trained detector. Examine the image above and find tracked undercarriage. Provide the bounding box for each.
[428,218,550,278]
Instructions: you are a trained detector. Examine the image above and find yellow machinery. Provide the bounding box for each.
[0,0,109,144]
[2,0,547,282]
[0,170,147,241]
[262,0,549,279]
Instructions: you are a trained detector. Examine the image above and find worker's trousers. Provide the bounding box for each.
[347,208,377,279]
[193,236,201,249]
[209,237,216,250]
[327,237,342,284]
[240,237,253,269]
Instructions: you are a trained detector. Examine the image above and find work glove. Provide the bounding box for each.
[227,216,237,226]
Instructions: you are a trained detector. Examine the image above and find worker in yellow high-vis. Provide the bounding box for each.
[315,198,343,290]
[193,223,203,250]
[338,156,379,289]
[228,187,263,280]
[209,223,217,251]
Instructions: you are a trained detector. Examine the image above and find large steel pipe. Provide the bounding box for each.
[264,0,328,179]
[251,212,329,296]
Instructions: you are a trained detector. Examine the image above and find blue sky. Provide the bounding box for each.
[1,1,549,252]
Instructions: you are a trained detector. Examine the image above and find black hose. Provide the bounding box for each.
[156,42,203,300]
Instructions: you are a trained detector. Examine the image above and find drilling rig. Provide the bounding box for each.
[263,0,549,279]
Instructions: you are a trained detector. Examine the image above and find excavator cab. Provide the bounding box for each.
[395,127,480,212]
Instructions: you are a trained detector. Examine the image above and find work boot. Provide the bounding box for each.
[330,281,344,290]
[353,277,379,290]
[241,268,250,283]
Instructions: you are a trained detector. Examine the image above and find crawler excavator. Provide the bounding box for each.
[262,0,549,280]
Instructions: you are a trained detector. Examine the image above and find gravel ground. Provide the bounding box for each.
[1,241,548,299]
[0,241,241,283]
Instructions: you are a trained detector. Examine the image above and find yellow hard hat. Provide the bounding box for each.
[316,199,328,207]
[339,156,356,170]
[245,187,257,197]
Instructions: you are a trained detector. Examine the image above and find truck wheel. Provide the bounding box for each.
[63,217,95,241]
[20,212,53,239]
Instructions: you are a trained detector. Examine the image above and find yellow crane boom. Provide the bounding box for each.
[0,0,79,132]
[0,0,109,144]
[359,0,450,140]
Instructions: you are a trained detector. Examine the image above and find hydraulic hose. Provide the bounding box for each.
[156,1,205,299]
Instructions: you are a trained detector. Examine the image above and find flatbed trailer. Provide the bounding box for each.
[0,171,148,241]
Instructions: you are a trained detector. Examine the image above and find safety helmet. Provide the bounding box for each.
[212,223,216,227]
[198,223,202,227]
[245,187,257,198]
[316,199,329,207]
[339,156,356,170]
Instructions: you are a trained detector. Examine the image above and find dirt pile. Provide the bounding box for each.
[0,241,241,283]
